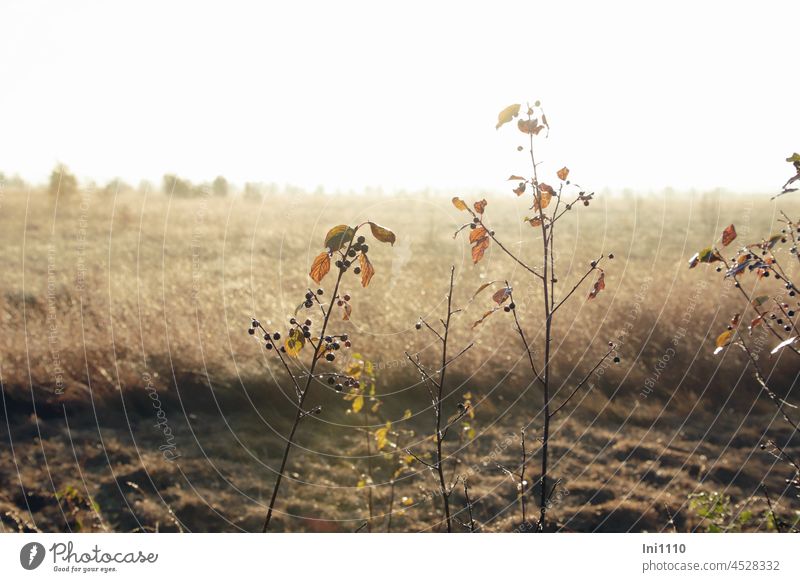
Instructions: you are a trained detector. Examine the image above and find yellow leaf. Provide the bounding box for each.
[714,329,734,355]
[452,197,469,211]
[285,328,305,357]
[309,252,330,284]
[496,103,521,129]
[352,394,364,413]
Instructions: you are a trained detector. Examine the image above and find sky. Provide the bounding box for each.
[1,0,798,193]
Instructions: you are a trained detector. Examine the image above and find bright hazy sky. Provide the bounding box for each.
[1,1,798,193]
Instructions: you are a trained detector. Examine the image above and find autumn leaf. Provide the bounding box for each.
[285,328,305,357]
[309,252,331,284]
[714,329,734,355]
[587,271,605,300]
[342,302,352,321]
[471,281,501,301]
[359,252,375,287]
[518,118,545,135]
[452,197,469,211]
[472,307,499,329]
[689,247,722,268]
[751,295,770,308]
[324,224,355,252]
[469,226,488,243]
[368,222,396,246]
[471,236,490,264]
[492,287,512,305]
[507,175,526,181]
[375,422,391,450]
[474,199,487,214]
[524,216,542,227]
[534,183,554,211]
[496,104,521,129]
[352,394,364,413]
[557,167,569,181]
[513,182,526,196]
[721,224,737,247]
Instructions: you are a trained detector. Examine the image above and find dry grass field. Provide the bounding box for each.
[1,185,799,532]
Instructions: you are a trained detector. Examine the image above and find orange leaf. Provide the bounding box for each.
[557,167,569,181]
[472,307,499,329]
[721,224,737,247]
[359,252,375,287]
[474,199,487,214]
[534,183,554,211]
[471,237,490,264]
[469,226,488,243]
[309,252,331,284]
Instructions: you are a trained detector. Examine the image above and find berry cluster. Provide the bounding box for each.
[335,235,369,276]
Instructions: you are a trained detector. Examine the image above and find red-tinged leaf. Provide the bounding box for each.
[471,237,490,264]
[513,182,526,196]
[472,308,499,329]
[452,197,469,211]
[469,226,488,243]
[771,336,797,355]
[492,287,512,305]
[324,225,355,252]
[749,315,765,333]
[557,167,569,181]
[309,252,331,284]
[721,224,737,247]
[518,118,544,135]
[730,313,741,327]
[474,199,488,214]
[714,329,734,355]
[587,271,605,300]
[368,222,396,246]
[496,104,521,129]
[507,175,526,181]
[359,253,375,287]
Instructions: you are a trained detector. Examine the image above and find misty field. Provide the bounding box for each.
[0,185,798,532]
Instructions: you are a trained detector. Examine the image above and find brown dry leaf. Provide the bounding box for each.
[587,271,605,300]
[469,226,488,243]
[492,287,511,305]
[513,182,526,196]
[368,222,396,246]
[342,302,352,321]
[359,253,375,287]
[472,281,500,300]
[518,118,544,135]
[324,225,355,252]
[472,307,499,329]
[557,167,569,181]
[474,199,488,214]
[507,175,526,181]
[452,197,469,211]
[496,104,521,129]
[471,237,490,264]
[721,224,737,247]
[524,216,542,227]
[309,252,331,284]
